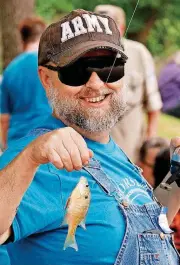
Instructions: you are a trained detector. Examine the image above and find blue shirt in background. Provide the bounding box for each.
[0,115,153,265]
[0,51,52,147]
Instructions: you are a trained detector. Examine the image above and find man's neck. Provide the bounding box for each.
[24,41,39,52]
[53,113,110,144]
[74,126,110,144]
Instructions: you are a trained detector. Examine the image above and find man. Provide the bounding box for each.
[0,10,179,265]
[94,5,163,161]
[0,17,52,149]
[158,50,180,118]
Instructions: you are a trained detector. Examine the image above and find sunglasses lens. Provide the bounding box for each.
[86,65,124,83]
[58,56,125,86]
[58,65,88,86]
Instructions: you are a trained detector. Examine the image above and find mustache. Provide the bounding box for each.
[79,87,113,98]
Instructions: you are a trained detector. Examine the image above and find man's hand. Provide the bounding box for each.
[0,127,93,235]
[28,127,93,172]
[154,136,180,224]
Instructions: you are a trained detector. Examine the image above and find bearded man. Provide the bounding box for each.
[0,9,179,265]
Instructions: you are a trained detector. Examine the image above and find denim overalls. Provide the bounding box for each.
[83,158,180,265]
[29,128,180,265]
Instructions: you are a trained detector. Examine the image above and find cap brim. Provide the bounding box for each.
[54,40,127,67]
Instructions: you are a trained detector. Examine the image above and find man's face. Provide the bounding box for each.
[45,50,127,133]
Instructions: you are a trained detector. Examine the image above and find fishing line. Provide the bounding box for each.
[106,0,140,83]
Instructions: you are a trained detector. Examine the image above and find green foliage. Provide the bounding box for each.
[148,18,180,58]
[71,0,164,32]
[70,0,180,57]
[35,0,73,22]
[148,2,180,57]
[157,114,180,139]
[35,0,180,57]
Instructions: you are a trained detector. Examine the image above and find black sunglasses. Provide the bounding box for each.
[42,55,127,87]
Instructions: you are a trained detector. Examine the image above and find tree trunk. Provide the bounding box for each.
[0,0,35,69]
[136,14,158,44]
[0,16,2,73]
[128,8,158,45]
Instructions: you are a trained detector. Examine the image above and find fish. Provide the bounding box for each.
[62,176,91,251]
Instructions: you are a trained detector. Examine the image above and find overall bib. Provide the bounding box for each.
[83,158,180,265]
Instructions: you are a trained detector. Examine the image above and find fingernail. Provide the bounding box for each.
[75,166,81,171]
[84,160,89,165]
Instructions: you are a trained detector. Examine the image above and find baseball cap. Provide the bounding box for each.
[38,9,127,67]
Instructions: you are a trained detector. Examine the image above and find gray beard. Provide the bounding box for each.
[47,87,127,133]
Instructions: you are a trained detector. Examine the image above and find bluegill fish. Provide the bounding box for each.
[62,176,91,251]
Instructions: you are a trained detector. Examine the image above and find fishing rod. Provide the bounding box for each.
[106,0,140,83]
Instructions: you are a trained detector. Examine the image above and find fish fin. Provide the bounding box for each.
[63,234,78,251]
[79,219,86,230]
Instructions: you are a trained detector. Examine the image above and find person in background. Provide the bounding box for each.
[153,147,180,253]
[137,137,169,187]
[171,210,180,253]
[0,17,52,150]
[153,147,170,188]
[94,5,163,162]
[158,50,180,118]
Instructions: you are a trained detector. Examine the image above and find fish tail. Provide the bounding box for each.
[63,233,78,251]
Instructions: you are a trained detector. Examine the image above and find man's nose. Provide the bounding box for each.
[85,72,104,89]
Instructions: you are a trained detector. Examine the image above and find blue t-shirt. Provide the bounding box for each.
[0,51,52,146]
[0,116,154,265]
[0,246,10,265]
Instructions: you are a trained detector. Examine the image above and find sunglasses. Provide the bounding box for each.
[42,55,127,87]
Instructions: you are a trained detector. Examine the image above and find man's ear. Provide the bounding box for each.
[119,25,125,37]
[38,66,52,92]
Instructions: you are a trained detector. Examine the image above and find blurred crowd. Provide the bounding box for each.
[0,4,180,252]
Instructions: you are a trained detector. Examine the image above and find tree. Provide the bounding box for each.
[34,0,180,58]
[147,3,180,58]
[0,0,35,69]
[70,0,180,57]
[35,0,73,22]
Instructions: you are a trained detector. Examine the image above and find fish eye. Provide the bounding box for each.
[85,196,88,199]
[86,184,89,187]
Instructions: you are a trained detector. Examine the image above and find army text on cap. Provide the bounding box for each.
[61,14,113,43]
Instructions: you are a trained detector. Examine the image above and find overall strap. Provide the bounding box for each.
[83,158,124,202]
